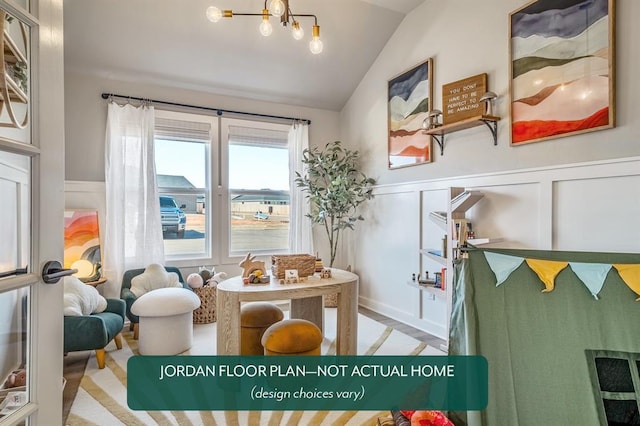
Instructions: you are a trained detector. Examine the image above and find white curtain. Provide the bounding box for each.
[103,102,164,298]
[288,122,314,255]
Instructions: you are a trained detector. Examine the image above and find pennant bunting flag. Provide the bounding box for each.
[525,259,569,292]
[484,251,525,286]
[481,251,640,300]
[569,262,612,300]
[612,264,640,301]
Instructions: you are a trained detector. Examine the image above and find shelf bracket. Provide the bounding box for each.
[430,134,445,156]
[480,119,498,146]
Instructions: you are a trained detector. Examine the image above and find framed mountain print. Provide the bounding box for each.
[510,0,615,145]
[388,58,433,168]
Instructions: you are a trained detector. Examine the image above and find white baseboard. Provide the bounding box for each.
[358,295,447,340]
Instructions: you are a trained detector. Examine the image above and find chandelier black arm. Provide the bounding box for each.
[288,13,318,25]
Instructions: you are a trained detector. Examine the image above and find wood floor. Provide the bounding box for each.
[359,306,446,349]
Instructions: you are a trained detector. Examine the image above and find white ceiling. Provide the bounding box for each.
[63,0,425,111]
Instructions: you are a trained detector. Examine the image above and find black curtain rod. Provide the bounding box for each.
[100,93,311,125]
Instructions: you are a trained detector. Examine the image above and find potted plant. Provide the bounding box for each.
[295,141,376,267]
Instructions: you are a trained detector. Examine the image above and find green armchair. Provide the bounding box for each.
[120,266,190,339]
[63,298,126,369]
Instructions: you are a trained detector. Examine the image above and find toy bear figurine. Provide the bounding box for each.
[3,369,26,389]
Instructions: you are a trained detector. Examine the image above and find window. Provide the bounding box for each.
[587,350,640,425]
[153,112,292,265]
[223,119,291,259]
[154,110,215,260]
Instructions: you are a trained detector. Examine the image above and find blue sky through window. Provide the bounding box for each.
[155,139,289,190]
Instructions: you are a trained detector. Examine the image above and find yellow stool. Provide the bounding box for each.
[261,319,323,356]
[240,302,284,355]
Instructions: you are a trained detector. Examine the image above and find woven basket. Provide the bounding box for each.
[271,254,316,279]
[193,286,216,324]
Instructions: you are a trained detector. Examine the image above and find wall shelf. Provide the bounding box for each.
[420,187,505,351]
[466,237,504,246]
[406,280,445,296]
[451,190,484,213]
[420,249,446,266]
[428,211,447,231]
[424,115,500,155]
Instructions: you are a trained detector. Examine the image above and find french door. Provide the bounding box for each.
[0,0,65,425]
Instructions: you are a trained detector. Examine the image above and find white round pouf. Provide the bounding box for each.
[131,287,201,355]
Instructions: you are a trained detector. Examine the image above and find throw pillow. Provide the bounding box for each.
[63,276,107,316]
[129,263,181,297]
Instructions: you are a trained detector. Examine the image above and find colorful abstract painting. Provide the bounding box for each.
[388,58,433,168]
[510,0,615,145]
[63,210,101,270]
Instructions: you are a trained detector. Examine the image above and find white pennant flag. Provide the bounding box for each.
[484,251,525,286]
[569,262,612,300]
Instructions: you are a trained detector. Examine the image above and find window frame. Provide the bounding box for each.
[153,111,293,268]
[586,349,640,425]
[154,109,218,266]
[219,117,291,265]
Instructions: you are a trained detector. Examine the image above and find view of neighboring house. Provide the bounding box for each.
[157,174,197,213]
[231,188,289,218]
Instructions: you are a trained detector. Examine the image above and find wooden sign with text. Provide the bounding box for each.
[442,73,487,124]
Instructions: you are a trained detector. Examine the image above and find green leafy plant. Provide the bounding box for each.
[295,141,376,267]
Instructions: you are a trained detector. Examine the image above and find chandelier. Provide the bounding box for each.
[206,0,323,54]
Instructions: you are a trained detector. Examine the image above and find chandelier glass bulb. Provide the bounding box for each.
[260,19,273,36]
[309,25,323,54]
[269,0,286,17]
[309,37,323,54]
[206,6,223,22]
[292,21,304,40]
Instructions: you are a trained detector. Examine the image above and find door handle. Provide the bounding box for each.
[42,261,77,284]
[0,266,28,279]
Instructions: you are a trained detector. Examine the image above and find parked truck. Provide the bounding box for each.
[160,195,186,238]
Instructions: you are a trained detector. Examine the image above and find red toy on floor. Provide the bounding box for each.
[400,410,455,426]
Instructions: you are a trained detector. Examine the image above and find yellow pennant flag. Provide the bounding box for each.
[525,259,569,292]
[613,264,640,301]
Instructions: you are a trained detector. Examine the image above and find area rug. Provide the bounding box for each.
[67,309,445,425]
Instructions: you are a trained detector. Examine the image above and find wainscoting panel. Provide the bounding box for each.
[553,175,640,252]
[354,157,640,339]
[352,191,436,335]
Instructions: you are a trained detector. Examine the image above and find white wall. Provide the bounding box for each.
[64,71,342,182]
[355,158,640,339]
[339,0,640,337]
[341,0,640,184]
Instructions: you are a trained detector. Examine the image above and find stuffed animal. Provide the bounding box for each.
[208,272,227,285]
[186,273,204,288]
[198,266,214,283]
[3,369,26,389]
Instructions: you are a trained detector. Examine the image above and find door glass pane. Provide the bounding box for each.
[0,151,31,421]
[11,1,29,13]
[0,152,30,277]
[0,287,29,420]
[0,8,31,144]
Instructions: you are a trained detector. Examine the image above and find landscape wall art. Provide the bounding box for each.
[388,58,433,168]
[510,0,615,145]
[64,209,102,270]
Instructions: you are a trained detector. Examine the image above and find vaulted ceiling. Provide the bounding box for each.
[63,0,425,111]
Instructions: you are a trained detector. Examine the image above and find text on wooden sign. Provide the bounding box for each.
[442,73,487,124]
